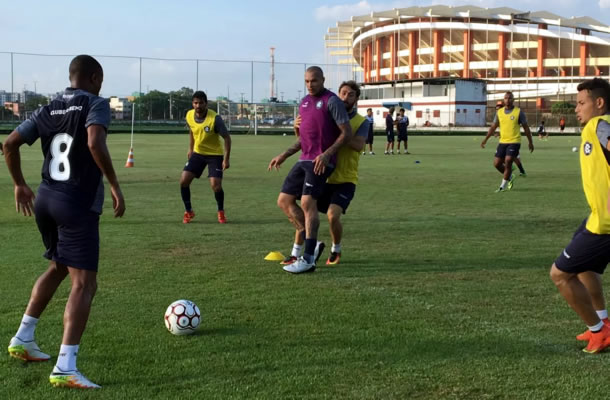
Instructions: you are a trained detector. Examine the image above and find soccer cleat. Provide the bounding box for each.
[576,319,610,341]
[280,255,298,265]
[507,175,515,191]
[519,172,527,177]
[405,151,411,155]
[326,252,341,265]
[50,368,101,389]
[282,257,315,274]
[494,187,504,193]
[8,337,50,362]
[370,152,375,155]
[583,325,610,354]
[313,241,325,264]
[362,151,366,155]
[182,210,195,224]
[217,210,227,224]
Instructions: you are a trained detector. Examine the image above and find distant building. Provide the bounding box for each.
[0,90,20,106]
[109,96,133,120]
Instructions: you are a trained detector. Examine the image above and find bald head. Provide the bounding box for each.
[305,66,325,96]
[69,55,104,95]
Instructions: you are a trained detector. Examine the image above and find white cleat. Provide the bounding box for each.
[50,368,101,389]
[313,241,325,264]
[8,336,51,362]
[283,257,315,274]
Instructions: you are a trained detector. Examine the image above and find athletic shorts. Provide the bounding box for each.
[398,132,408,141]
[386,132,395,143]
[495,143,521,159]
[317,183,356,214]
[366,130,374,144]
[34,186,100,271]
[555,219,610,274]
[184,153,223,179]
[281,161,335,199]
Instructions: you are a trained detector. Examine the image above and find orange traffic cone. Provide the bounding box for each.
[125,148,134,168]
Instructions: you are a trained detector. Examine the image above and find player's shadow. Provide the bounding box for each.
[192,326,246,336]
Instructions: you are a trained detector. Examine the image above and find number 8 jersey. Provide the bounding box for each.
[16,88,111,213]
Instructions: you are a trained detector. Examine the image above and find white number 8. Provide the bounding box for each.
[49,133,73,181]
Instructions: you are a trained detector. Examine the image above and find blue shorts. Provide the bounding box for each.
[281,161,335,199]
[386,132,395,143]
[555,219,610,274]
[495,143,520,159]
[317,183,356,214]
[34,186,100,271]
[184,153,223,179]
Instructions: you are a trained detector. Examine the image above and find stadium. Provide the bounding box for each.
[324,4,610,126]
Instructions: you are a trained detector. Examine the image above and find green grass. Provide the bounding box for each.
[0,134,602,399]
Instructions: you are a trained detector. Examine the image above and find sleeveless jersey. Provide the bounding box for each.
[580,115,610,234]
[186,109,223,156]
[298,89,341,163]
[497,106,522,144]
[328,113,366,185]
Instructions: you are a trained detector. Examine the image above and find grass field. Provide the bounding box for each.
[0,133,605,399]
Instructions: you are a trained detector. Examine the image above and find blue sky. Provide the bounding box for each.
[0,0,608,101]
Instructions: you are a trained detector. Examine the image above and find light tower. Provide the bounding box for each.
[269,47,276,101]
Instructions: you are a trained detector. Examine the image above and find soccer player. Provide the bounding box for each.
[363,108,375,155]
[283,80,369,266]
[549,78,610,353]
[396,108,410,154]
[384,107,395,155]
[481,91,534,192]
[268,66,352,274]
[560,116,566,133]
[537,120,546,140]
[492,101,527,177]
[4,55,125,388]
[180,91,231,224]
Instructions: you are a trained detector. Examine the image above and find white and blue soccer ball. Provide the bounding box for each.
[164,299,201,335]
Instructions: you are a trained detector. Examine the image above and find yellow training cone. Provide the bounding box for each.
[264,251,285,261]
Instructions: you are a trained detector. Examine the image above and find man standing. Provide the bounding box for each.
[268,66,352,274]
[481,91,534,192]
[550,78,610,353]
[396,108,410,154]
[4,55,125,388]
[560,116,566,133]
[384,107,395,155]
[363,107,375,155]
[282,81,369,266]
[180,91,231,224]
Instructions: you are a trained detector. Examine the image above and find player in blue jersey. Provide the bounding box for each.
[3,55,125,389]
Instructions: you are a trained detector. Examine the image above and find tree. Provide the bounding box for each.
[551,101,575,115]
[24,95,49,112]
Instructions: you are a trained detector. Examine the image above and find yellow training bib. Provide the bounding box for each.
[186,109,223,156]
[328,113,366,185]
[497,106,522,144]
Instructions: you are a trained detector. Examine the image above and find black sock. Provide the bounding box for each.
[214,190,224,211]
[518,165,525,174]
[181,186,192,211]
[304,238,317,263]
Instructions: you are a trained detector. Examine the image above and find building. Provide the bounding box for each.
[109,96,133,120]
[324,5,610,117]
[0,90,20,106]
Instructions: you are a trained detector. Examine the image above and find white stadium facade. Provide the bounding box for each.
[324,5,610,127]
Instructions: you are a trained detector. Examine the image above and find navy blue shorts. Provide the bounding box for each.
[184,153,223,179]
[386,132,395,143]
[366,129,374,144]
[555,219,610,274]
[281,161,335,199]
[34,187,100,271]
[398,132,408,141]
[317,183,356,214]
[495,143,521,159]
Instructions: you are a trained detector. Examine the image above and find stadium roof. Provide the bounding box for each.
[327,4,610,36]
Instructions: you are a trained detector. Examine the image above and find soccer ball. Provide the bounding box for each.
[164,299,201,335]
[572,147,578,152]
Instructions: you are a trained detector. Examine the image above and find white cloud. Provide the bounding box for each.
[600,0,610,9]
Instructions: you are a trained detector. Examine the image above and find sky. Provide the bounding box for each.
[0,0,609,102]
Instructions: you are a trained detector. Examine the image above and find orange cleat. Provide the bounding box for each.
[583,325,610,354]
[183,210,195,224]
[576,318,610,341]
[217,211,227,224]
[326,252,341,265]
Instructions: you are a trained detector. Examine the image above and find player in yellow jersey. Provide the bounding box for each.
[550,78,610,353]
[278,80,369,266]
[180,91,231,224]
[481,91,533,192]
